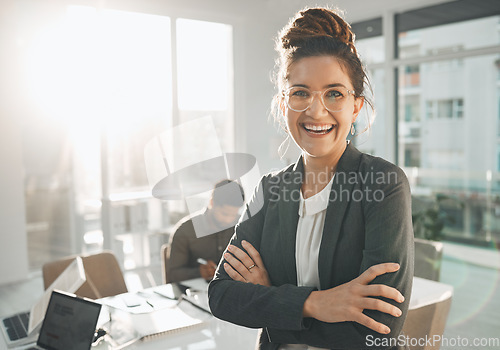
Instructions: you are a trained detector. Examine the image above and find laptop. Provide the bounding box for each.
[19,290,102,350]
[1,257,86,348]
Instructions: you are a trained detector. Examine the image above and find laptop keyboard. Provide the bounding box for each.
[2,311,30,341]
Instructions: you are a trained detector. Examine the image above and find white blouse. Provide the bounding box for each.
[295,174,335,289]
[279,176,334,350]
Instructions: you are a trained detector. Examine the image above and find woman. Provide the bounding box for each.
[208,7,413,350]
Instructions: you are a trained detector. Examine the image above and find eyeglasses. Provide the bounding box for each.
[282,86,356,113]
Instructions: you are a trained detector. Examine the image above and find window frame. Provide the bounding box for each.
[352,1,500,164]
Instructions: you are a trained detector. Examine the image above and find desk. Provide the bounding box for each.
[94,279,259,350]
[94,277,453,350]
[0,277,453,350]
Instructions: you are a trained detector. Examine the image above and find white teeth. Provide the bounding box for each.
[303,124,334,131]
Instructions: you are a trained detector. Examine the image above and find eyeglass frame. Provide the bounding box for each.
[281,86,357,113]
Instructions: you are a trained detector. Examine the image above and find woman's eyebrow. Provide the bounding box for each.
[288,83,348,89]
[325,83,347,89]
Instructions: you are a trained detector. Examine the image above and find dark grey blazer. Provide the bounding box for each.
[208,143,414,350]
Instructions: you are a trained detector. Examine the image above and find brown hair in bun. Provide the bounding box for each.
[273,7,373,134]
[280,8,357,56]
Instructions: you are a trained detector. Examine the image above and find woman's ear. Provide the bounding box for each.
[279,96,286,117]
[352,97,364,123]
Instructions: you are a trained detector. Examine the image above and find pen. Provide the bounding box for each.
[197,258,208,265]
[153,290,176,300]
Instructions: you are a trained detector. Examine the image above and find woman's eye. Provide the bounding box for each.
[325,90,342,99]
[291,89,309,98]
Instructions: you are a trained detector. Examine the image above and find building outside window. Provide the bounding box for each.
[352,1,500,245]
[396,3,500,244]
[352,18,386,157]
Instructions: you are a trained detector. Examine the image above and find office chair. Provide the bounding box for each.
[414,238,444,281]
[42,251,128,299]
[402,294,452,350]
[161,243,171,284]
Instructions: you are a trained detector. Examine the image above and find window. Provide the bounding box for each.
[425,99,463,120]
[402,95,420,122]
[437,99,453,119]
[404,145,420,167]
[395,1,500,243]
[426,101,434,120]
[396,6,500,59]
[21,5,234,271]
[176,18,234,155]
[354,24,386,157]
[352,18,384,64]
[402,65,420,87]
[498,145,500,172]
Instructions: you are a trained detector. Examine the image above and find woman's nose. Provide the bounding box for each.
[306,94,328,117]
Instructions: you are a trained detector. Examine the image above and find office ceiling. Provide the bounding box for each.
[260,0,456,23]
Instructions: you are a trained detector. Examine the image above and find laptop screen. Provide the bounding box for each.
[37,290,101,350]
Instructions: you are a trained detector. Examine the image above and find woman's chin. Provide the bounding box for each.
[302,148,333,159]
[301,142,348,161]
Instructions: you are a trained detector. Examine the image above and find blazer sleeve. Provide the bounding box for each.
[355,162,414,342]
[208,176,315,330]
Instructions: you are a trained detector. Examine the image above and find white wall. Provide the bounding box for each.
[0,0,29,284]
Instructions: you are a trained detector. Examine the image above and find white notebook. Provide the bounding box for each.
[103,300,210,348]
[136,303,207,341]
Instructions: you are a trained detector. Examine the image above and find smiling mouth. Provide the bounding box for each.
[301,123,336,135]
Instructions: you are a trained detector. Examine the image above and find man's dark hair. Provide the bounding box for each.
[212,179,245,208]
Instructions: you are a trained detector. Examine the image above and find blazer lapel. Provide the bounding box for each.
[318,143,362,290]
[278,157,304,285]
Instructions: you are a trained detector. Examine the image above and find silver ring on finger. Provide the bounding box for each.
[248,264,256,271]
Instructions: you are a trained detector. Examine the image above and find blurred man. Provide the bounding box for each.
[167,179,245,282]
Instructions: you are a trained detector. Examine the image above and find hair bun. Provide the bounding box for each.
[281,8,356,54]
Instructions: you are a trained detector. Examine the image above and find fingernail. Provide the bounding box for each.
[399,295,405,303]
[393,263,400,269]
[242,240,247,246]
[384,326,391,334]
[227,245,233,251]
[396,309,402,317]
[224,253,229,258]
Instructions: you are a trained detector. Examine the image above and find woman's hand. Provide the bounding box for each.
[223,240,271,287]
[303,263,404,334]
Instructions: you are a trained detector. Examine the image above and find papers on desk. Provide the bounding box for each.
[99,282,213,348]
[100,303,210,349]
[135,303,208,341]
[101,290,178,314]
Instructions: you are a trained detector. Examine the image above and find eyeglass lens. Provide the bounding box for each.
[286,86,350,112]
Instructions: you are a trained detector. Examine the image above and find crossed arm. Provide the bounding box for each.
[224,241,404,335]
[209,167,413,347]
